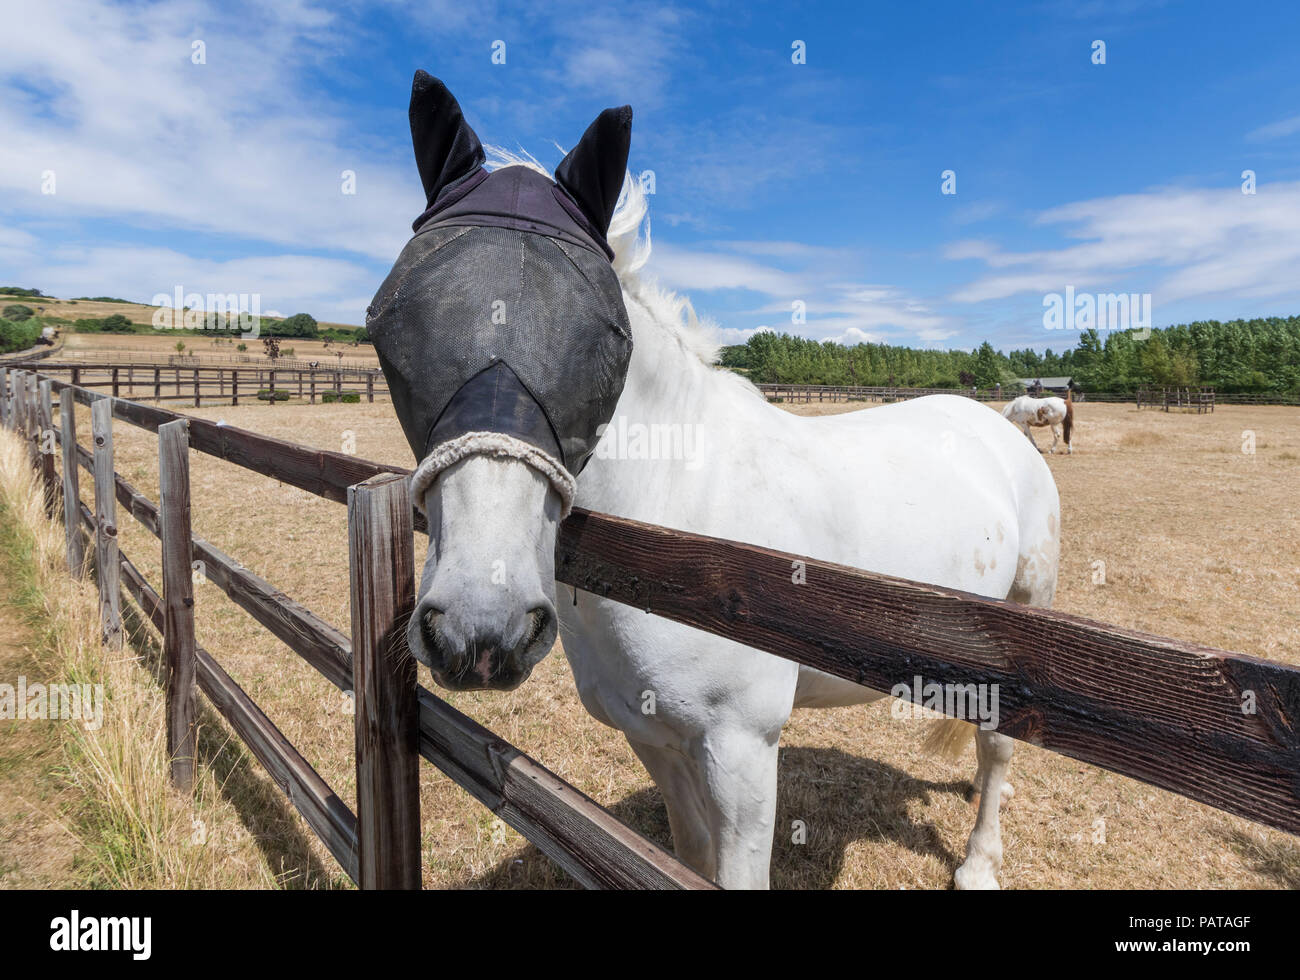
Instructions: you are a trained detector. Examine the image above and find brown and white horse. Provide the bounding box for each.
[1001,388,1074,454]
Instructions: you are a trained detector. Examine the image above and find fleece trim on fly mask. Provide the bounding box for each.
[367,71,633,514]
[409,431,577,519]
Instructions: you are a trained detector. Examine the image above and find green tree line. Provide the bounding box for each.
[723,315,1300,394]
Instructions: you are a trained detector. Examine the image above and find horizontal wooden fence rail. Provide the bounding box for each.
[755,382,1300,407]
[32,372,1300,839]
[755,383,996,403]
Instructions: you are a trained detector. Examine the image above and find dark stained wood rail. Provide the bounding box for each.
[552,511,1300,836]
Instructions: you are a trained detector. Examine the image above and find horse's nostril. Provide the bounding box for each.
[523,606,552,651]
[420,607,450,659]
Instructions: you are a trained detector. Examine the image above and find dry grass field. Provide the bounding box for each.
[57,331,379,369]
[72,395,1300,888]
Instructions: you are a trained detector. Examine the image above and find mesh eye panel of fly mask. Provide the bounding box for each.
[366,70,634,518]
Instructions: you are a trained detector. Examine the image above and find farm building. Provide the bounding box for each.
[1017,376,1073,395]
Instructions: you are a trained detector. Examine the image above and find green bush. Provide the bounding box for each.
[71,296,131,303]
[256,389,291,402]
[267,312,318,339]
[321,391,360,404]
[0,316,42,353]
[0,287,43,298]
[2,304,34,321]
[73,313,136,334]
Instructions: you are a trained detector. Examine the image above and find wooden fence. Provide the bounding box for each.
[2,364,1299,890]
[756,383,996,403]
[1135,386,1217,413]
[10,361,388,407]
[60,348,379,374]
[760,382,1300,407]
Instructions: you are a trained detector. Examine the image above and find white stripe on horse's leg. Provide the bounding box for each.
[698,728,780,889]
[628,738,716,880]
[955,729,1014,890]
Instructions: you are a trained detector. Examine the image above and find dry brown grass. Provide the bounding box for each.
[34,392,1300,889]
[0,430,300,889]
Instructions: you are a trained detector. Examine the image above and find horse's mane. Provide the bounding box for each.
[485,147,727,371]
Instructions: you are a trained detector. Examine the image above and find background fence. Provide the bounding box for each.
[13,361,388,406]
[755,382,1300,406]
[2,364,1298,889]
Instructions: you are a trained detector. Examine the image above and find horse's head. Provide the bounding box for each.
[367,72,633,690]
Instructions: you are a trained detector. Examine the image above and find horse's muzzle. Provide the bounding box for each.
[413,599,556,691]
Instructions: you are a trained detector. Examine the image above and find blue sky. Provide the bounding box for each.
[2,0,1299,352]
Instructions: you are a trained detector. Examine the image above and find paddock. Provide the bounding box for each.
[6,374,1299,889]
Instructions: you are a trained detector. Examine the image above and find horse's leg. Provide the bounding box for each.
[1019,422,1039,451]
[1048,423,1060,454]
[694,726,781,889]
[952,489,1058,890]
[955,729,1015,890]
[627,738,715,879]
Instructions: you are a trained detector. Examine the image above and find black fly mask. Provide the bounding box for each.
[367,71,633,515]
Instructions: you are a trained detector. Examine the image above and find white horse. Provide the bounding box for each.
[1001,390,1074,454]
[411,169,1062,889]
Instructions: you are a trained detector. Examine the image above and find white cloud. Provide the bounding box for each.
[646,242,808,296]
[0,0,417,263]
[947,183,1300,306]
[4,239,377,324]
[1246,114,1300,141]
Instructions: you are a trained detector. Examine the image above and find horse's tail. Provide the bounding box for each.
[1063,388,1074,446]
[923,717,976,759]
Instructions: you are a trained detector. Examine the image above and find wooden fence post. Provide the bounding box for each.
[91,399,122,650]
[0,368,8,430]
[231,370,239,406]
[193,369,201,408]
[153,367,161,401]
[348,472,420,889]
[15,373,36,467]
[310,373,316,404]
[159,419,198,790]
[59,389,86,577]
[38,379,57,516]
[367,374,374,403]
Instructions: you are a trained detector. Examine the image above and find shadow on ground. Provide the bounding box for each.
[462,746,969,889]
